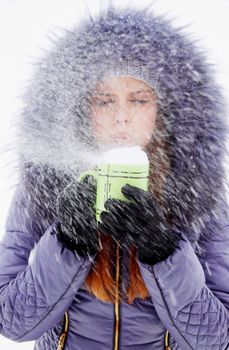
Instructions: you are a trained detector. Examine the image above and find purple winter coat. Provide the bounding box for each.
[1,6,229,350]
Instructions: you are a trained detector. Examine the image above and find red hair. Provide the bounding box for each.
[85,233,150,304]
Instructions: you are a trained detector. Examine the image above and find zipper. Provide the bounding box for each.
[113,241,122,350]
[56,251,170,350]
[164,329,171,350]
[112,241,171,350]
[57,241,122,350]
[57,311,69,350]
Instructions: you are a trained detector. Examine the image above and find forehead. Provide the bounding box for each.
[93,76,154,94]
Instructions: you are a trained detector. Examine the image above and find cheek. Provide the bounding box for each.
[131,109,157,147]
[137,109,157,133]
[94,117,112,128]
[91,113,113,136]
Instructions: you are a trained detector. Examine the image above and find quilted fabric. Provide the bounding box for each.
[139,229,229,349]
[0,188,94,343]
[175,287,228,348]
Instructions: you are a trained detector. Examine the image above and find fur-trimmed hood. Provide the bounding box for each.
[11,6,229,244]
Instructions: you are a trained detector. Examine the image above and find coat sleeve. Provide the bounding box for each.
[138,223,229,350]
[0,186,96,342]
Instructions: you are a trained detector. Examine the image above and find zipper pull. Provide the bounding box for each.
[57,333,67,350]
[164,330,171,350]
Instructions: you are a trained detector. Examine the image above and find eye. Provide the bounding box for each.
[130,99,150,105]
[94,99,115,107]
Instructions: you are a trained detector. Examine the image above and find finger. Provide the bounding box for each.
[100,210,111,223]
[105,199,142,224]
[78,182,97,205]
[104,198,130,213]
[100,210,119,226]
[86,187,97,205]
[121,184,150,205]
[82,175,96,186]
[98,222,123,240]
[100,210,130,235]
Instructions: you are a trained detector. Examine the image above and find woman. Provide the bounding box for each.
[0,5,229,350]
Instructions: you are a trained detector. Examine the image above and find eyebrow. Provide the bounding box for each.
[94,93,116,97]
[93,89,154,96]
[130,89,154,94]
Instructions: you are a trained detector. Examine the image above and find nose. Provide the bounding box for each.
[114,105,131,125]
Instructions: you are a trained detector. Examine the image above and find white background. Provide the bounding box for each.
[0,0,229,348]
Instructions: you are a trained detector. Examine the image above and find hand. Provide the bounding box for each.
[99,184,180,265]
[54,176,100,257]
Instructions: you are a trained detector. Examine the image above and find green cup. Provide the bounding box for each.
[80,161,149,222]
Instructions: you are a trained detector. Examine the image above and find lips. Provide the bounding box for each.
[112,133,132,146]
[114,132,130,140]
[107,132,132,146]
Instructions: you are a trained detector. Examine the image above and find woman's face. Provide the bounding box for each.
[89,76,158,149]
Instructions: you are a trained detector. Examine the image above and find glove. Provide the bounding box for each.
[54,176,99,257]
[98,184,180,265]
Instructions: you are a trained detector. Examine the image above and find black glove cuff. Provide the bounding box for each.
[138,232,180,265]
[53,222,99,257]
